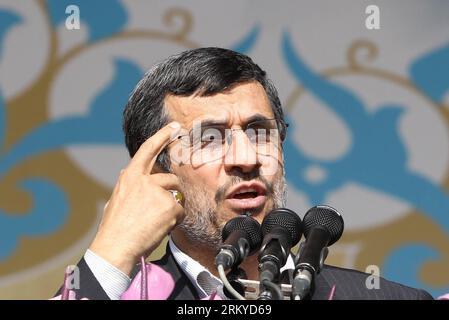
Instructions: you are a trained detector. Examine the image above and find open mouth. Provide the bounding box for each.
[225,182,268,211]
[232,188,260,199]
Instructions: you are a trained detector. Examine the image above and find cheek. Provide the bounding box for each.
[259,151,284,177]
[183,164,223,190]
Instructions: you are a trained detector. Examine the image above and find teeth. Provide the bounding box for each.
[236,187,257,195]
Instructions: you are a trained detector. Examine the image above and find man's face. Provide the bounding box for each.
[165,81,286,249]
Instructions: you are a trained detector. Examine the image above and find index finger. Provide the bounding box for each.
[128,121,181,173]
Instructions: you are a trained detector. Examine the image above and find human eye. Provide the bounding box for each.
[247,120,275,144]
[200,126,225,147]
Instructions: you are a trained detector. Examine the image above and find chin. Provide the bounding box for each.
[219,200,274,225]
[248,203,273,224]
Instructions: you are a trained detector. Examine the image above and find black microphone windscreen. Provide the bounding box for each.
[221,216,262,254]
[261,208,303,246]
[303,205,344,246]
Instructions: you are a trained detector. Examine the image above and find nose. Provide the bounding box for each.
[223,129,261,174]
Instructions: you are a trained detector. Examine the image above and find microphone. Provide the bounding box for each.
[215,215,262,271]
[258,208,303,296]
[292,205,344,300]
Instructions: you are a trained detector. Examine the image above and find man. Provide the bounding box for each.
[62,47,432,300]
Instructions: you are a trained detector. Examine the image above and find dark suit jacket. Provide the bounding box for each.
[66,246,433,300]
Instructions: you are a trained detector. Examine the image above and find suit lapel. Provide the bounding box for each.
[310,270,336,300]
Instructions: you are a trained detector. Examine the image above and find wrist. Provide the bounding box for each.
[89,240,139,276]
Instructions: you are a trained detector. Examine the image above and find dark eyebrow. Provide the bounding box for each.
[192,114,272,130]
[197,119,229,128]
[243,114,272,126]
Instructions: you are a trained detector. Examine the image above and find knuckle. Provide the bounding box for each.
[144,140,155,154]
[170,217,178,228]
[177,206,185,218]
[160,172,176,181]
[146,175,156,185]
[166,173,177,179]
[147,175,163,188]
[142,137,154,149]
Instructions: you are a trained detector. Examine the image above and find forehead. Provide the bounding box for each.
[164,81,274,127]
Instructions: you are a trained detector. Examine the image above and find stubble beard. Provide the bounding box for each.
[177,168,287,252]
